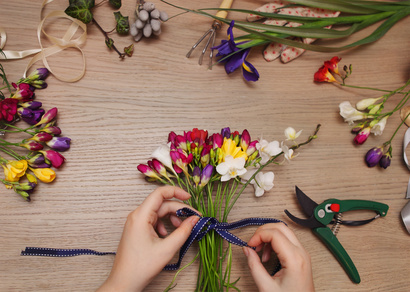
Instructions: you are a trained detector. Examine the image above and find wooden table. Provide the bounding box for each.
[1,0,409,291]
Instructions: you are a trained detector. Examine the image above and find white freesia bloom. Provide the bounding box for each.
[370,116,388,136]
[284,127,302,141]
[281,143,298,161]
[151,143,176,175]
[216,155,247,182]
[240,167,257,183]
[256,139,282,164]
[339,101,366,125]
[356,97,382,111]
[252,172,275,197]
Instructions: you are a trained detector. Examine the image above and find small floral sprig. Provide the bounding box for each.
[0,65,71,201]
[65,0,134,58]
[314,56,410,169]
[137,125,319,290]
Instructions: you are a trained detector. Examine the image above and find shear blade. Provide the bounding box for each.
[295,186,318,217]
[284,209,324,229]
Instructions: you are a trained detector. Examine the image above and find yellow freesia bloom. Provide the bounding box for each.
[29,167,56,183]
[218,138,248,163]
[2,160,28,182]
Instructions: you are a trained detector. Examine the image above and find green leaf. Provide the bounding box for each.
[109,0,122,9]
[124,44,134,57]
[105,38,114,49]
[64,0,95,24]
[114,11,129,35]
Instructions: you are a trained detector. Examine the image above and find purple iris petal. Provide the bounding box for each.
[242,60,260,82]
[224,50,246,74]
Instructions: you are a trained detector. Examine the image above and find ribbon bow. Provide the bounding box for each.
[164,208,284,271]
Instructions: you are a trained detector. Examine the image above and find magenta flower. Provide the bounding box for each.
[35,107,58,126]
[151,159,167,177]
[170,149,193,174]
[31,132,53,142]
[240,129,251,152]
[246,141,258,156]
[45,137,71,151]
[201,145,211,167]
[354,127,371,145]
[40,125,62,135]
[40,150,65,169]
[11,83,34,101]
[20,140,44,151]
[209,133,223,149]
[0,98,19,122]
[137,164,161,179]
[365,147,383,167]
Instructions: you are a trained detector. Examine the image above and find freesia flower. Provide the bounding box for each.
[216,155,247,182]
[324,56,341,75]
[45,137,71,151]
[354,127,371,145]
[27,68,49,81]
[27,153,51,168]
[256,139,282,164]
[339,101,367,125]
[2,160,28,182]
[213,21,259,82]
[314,65,338,83]
[137,164,161,180]
[219,138,248,163]
[0,98,19,122]
[151,144,177,175]
[40,124,62,135]
[39,150,65,169]
[20,140,44,151]
[18,108,45,125]
[29,167,56,183]
[379,151,392,169]
[365,146,383,167]
[170,149,193,174]
[370,116,388,136]
[199,164,213,187]
[34,107,58,126]
[20,101,42,110]
[356,97,382,111]
[30,132,53,142]
[284,127,302,141]
[11,83,34,100]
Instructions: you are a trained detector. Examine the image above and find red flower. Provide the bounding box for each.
[314,65,338,83]
[189,128,208,144]
[0,98,19,122]
[11,83,34,101]
[354,127,371,145]
[324,56,341,75]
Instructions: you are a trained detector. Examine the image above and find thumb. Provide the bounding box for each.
[243,247,275,291]
[162,215,199,255]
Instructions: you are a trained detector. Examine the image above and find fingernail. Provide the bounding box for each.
[190,216,199,227]
[243,247,249,257]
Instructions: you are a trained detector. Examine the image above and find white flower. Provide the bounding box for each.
[240,167,257,183]
[252,172,274,197]
[216,155,247,182]
[356,97,382,111]
[256,139,282,164]
[370,116,388,136]
[151,143,176,175]
[284,127,302,141]
[339,101,366,125]
[281,143,299,161]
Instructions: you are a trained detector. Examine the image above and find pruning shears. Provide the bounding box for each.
[285,186,389,284]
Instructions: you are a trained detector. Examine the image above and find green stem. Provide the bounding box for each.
[385,105,410,146]
[341,83,407,94]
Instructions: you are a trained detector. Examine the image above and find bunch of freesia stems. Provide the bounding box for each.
[0,64,70,201]
[314,56,410,169]
[138,125,320,291]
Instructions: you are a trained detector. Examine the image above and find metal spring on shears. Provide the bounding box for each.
[332,213,343,235]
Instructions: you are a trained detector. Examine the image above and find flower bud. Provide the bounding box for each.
[201,146,211,167]
[27,153,51,168]
[354,127,371,145]
[137,164,161,179]
[30,132,53,142]
[39,150,65,169]
[232,131,240,145]
[168,131,177,144]
[28,68,49,80]
[365,147,383,167]
[356,97,382,111]
[11,83,34,100]
[31,80,48,89]
[246,141,258,156]
[45,137,71,151]
[151,159,167,177]
[379,153,391,169]
[20,140,44,151]
[240,129,250,152]
[221,127,231,139]
[20,101,42,110]
[18,108,45,125]
[34,107,58,126]
[192,166,201,186]
[200,164,213,187]
[29,167,56,183]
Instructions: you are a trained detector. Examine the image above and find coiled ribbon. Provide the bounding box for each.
[21,208,284,272]
[0,0,87,82]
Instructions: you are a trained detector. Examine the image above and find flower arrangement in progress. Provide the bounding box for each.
[0,65,70,201]
[314,56,410,169]
[138,125,320,291]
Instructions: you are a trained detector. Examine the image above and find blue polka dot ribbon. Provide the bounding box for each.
[21,208,284,273]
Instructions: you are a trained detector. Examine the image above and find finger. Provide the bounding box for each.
[156,219,168,237]
[140,186,191,215]
[157,200,194,219]
[248,223,302,248]
[161,215,200,255]
[262,243,272,263]
[170,214,182,228]
[243,247,277,291]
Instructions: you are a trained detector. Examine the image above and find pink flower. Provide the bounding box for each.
[11,83,34,101]
[30,132,53,142]
[35,107,58,126]
[39,150,65,168]
[20,140,44,151]
[137,164,161,179]
[0,98,18,122]
[354,127,371,145]
[240,129,251,152]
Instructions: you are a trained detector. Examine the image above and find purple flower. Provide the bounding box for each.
[20,101,42,110]
[365,147,383,167]
[46,137,71,151]
[28,68,49,81]
[18,108,45,125]
[28,153,51,168]
[213,21,259,82]
[200,164,214,187]
[193,166,201,186]
[221,127,231,139]
[379,147,392,169]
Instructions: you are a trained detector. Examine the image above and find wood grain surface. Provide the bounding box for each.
[0,0,409,291]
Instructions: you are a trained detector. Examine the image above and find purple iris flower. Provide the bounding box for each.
[213,21,259,82]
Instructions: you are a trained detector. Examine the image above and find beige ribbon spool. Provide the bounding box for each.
[0,0,87,82]
[401,106,410,233]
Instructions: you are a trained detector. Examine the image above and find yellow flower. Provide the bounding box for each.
[29,167,56,183]
[2,160,28,182]
[218,138,248,163]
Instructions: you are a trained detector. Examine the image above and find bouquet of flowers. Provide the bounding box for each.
[0,64,70,201]
[138,125,320,290]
